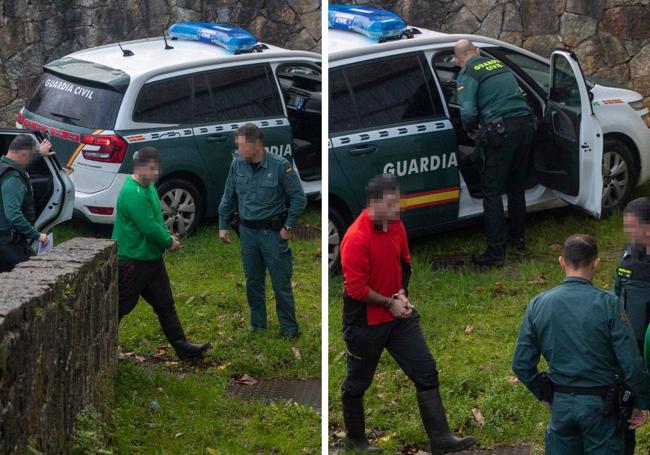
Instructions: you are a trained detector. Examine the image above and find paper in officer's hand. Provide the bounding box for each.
[37,233,54,255]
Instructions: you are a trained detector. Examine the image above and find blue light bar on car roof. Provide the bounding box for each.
[168,22,258,53]
[328,4,407,40]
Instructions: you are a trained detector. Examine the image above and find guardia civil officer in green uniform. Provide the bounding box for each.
[218,123,306,338]
[613,197,650,455]
[513,234,650,454]
[0,135,52,272]
[454,39,535,266]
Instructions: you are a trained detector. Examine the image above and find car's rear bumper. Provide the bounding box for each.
[73,173,128,224]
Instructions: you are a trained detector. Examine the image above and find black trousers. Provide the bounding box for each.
[118,258,176,321]
[342,311,439,397]
[481,117,535,258]
[0,238,32,273]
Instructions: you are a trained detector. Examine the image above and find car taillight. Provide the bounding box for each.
[81,134,127,163]
[16,111,25,125]
[86,206,114,215]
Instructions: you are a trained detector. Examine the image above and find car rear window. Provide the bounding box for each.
[25,72,124,130]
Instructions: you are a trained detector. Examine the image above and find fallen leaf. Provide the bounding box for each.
[472,407,485,426]
[185,296,195,305]
[550,243,562,252]
[464,324,474,334]
[145,422,157,429]
[492,281,504,293]
[233,373,258,386]
[175,432,183,438]
[334,431,345,439]
[378,432,396,443]
[292,347,302,361]
[291,280,297,288]
[215,361,231,371]
[506,376,519,384]
[474,285,485,293]
[528,275,546,285]
[206,448,219,455]
[135,355,145,363]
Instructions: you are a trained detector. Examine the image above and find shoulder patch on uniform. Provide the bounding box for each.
[457,85,464,92]
[286,167,294,174]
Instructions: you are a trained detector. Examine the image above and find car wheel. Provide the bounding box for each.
[601,138,637,216]
[157,178,204,236]
[329,207,346,274]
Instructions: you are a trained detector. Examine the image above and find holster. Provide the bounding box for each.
[478,116,507,148]
[538,372,554,403]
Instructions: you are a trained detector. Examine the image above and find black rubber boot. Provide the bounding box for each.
[416,388,476,454]
[341,391,382,453]
[507,235,526,252]
[158,308,211,361]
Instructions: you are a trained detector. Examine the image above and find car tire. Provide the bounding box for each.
[157,178,204,236]
[601,137,637,217]
[329,207,346,274]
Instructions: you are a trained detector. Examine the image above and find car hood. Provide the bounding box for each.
[590,83,643,104]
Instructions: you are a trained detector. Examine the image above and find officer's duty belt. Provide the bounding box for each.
[240,214,286,231]
[552,383,609,398]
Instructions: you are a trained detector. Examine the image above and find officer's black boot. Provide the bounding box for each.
[416,388,476,454]
[158,308,211,361]
[471,249,504,267]
[507,235,526,252]
[341,391,382,453]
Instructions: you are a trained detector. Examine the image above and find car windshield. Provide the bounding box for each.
[25,72,124,130]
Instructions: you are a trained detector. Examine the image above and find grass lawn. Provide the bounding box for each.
[328,182,650,454]
[54,202,322,454]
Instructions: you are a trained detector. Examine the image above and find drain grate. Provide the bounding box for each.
[428,252,542,272]
[455,445,531,455]
[292,225,321,241]
[226,378,321,413]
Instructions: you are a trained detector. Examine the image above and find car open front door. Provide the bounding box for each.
[534,50,603,218]
[0,129,74,233]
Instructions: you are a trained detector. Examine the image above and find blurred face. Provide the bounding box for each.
[236,134,263,161]
[368,189,401,225]
[134,160,160,185]
[453,48,479,68]
[9,148,34,167]
[624,213,650,245]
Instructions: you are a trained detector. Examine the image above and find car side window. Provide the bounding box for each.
[198,64,283,122]
[550,56,581,110]
[329,69,360,133]
[341,53,441,130]
[133,76,192,124]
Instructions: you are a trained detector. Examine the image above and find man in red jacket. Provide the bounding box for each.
[339,174,475,454]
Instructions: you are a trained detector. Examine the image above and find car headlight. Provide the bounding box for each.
[643,113,650,128]
[629,99,647,111]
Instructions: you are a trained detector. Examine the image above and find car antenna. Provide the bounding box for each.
[162,29,174,50]
[118,42,134,57]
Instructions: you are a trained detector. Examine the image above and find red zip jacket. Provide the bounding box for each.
[340,209,411,326]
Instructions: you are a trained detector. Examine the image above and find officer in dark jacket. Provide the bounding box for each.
[218,123,306,338]
[0,134,51,272]
[613,197,650,454]
[454,39,535,266]
[513,234,650,454]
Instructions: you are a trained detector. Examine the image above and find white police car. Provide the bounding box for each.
[328,5,650,271]
[19,23,321,235]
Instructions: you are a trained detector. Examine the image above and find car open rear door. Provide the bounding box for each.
[534,50,603,218]
[0,129,74,233]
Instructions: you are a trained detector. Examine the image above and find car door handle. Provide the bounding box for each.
[206,134,229,143]
[348,145,377,156]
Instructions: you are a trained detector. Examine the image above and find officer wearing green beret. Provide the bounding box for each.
[454,39,535,267]
[218,123,306,338]
[0,135,51,272]
[513,234,650,453]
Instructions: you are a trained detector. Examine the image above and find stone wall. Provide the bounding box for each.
[0,0,321,126]
[0,238,118,454]
[352,0,650,104]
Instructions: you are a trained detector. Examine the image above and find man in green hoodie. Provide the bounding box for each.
[454,39,535,267]
[112,147,210,361]
[0,134,51,272]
